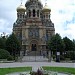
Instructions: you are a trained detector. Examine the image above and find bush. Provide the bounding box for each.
[0,49,13,60]
[52,55,56,59]
[65,51,75,60]
[60,55,65,60]
[70,52,75,60]
[7,55,13,61]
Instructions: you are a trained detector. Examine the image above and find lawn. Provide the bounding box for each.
[0,67,32,75]
[42,66,75,75]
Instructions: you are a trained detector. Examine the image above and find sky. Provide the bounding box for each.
[0,0,75,40]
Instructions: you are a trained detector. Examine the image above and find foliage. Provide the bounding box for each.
[63,37,75,59]
[0,67,32,75]
[69,51,75,60]
[6,33,21,59]
[63,37,74,51]
[30,69,48,75]
[0,36,6,49]
[0,49,13,60]
[43,67,75,74]
[52,55,56,59]
[60,55,65,60]
[48,33,65,55]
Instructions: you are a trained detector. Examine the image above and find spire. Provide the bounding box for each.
[17,0,26,12]
[45,0,47,5]
[21,0,23,5]
[42,0,51,12]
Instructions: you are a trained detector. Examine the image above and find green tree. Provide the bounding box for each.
[63,37,75,59]
[6,33,21,59]
[48,33,65,55]
[63,37,74,51]
[0,36,6,49]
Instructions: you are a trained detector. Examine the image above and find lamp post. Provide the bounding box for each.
[55,41,60,62]
[56,52,60,62]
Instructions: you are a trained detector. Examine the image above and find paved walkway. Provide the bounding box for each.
[0,62,75,71]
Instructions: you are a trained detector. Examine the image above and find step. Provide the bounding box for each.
[27,51,41,56]
[22,56,48,62]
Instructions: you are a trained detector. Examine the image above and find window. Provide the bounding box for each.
[37,10,39,17]
[44,15,45,18]
[29,10,31,17]
[23,15,24,18]
[49,15,50,19]
[33,9,35,17]
[29,28,39,38]
[46,14,48,18]
[18,14,19,18]
[20,14,22,18]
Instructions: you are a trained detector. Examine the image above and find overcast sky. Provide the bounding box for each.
[0,0,75,40]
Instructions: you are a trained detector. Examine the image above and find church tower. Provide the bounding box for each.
[25,0,43,18]
[13,0,55,55]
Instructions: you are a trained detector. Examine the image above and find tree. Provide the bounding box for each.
[63,37,74,51]
[48,33,65,55]
[0,36,6,49]
[6,33,21,59]
[63,37,75,59]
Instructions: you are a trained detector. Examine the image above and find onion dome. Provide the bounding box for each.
[38,0,41,2]
[42,3,51,12]
[27,0,41,2]
[17,4,26,12]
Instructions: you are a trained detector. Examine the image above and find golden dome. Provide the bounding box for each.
[38,0,41,2]
[17,4,26,11]
[42,3,51,12]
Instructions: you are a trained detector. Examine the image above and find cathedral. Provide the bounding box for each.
[13,0,55,55]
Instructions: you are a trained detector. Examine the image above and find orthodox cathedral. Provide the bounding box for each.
[13,0,55,54]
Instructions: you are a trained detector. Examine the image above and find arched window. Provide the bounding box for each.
[29,10,31,17]
[49,15,50,19]
[19,14,22,18]
[46,14,48,18]
[44,15,45,18]
[18,14,19,18]
[33,9,35,17]
[37,10,39,17]
[23,15,24,18]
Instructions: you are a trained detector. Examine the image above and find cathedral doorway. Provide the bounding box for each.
[31,44,37,51]
[30,40,38,51]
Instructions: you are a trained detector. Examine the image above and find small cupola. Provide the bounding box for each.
[42,3,51,12]
[17,3,26,12]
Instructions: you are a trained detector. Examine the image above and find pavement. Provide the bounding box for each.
[0,56,75,72]
[0,62,75,71]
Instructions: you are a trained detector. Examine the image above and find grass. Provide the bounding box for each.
[42,66,75,75]
[0,67,32,75]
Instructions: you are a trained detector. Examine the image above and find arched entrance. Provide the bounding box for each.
[31,44,37,51]
[30,40,38,51]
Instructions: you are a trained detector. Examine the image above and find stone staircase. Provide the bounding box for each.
[22,56,48,62]
[27,51,41,56]
[21,51,49,62]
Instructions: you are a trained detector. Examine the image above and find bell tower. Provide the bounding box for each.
[25,0,43,18]
[17,0,26,20]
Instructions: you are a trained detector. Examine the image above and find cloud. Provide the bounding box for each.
[0,0,75,40]
[63,24,75,39]
[0,18,12,35]
[48,0,75,39]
